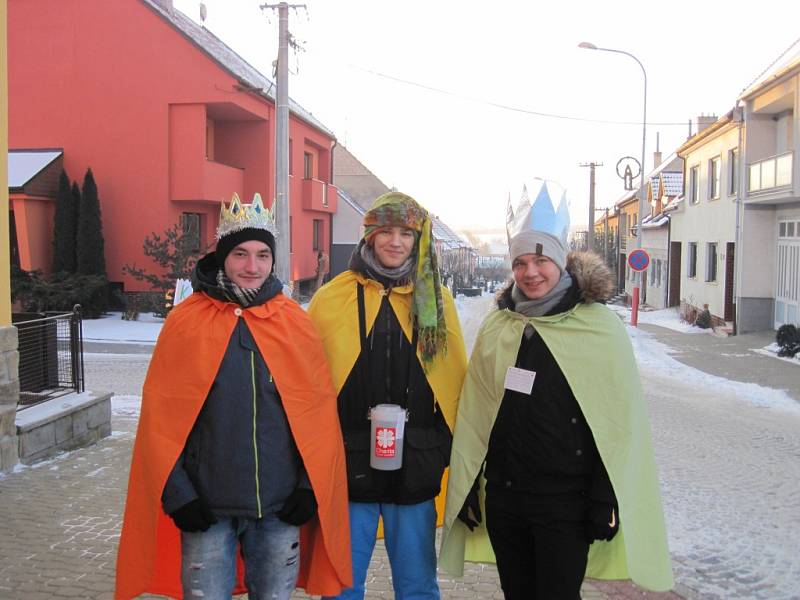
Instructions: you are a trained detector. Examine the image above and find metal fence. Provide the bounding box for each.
[13,306,84,409]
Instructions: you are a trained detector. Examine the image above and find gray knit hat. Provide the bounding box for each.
[509,230,567,272]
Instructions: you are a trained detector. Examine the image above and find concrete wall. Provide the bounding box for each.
[0,326,20,472]
[15,391,112,465]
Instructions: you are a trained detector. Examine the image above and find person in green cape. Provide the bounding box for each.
[439,180,673,599]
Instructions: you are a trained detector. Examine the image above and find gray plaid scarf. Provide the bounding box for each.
[216,269,261,307]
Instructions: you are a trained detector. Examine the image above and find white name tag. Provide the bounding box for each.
[504,367,536,395]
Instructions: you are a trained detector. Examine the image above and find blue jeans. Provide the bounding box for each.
[323,500,439,600]
[180,515,300,600]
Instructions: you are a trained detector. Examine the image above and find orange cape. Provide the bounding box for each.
[115,292,351,599]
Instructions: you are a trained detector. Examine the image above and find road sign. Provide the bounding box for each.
[628,249,650,272]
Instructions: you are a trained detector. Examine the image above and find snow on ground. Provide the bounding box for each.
[627,324,800,414]
[112,394,144,419]
[82,312,162,344]
[754,343,800,367]
[609,304,707,334]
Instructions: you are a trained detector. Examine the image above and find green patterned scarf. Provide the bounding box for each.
[363,192,447,367]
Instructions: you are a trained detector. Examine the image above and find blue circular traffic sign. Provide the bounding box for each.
[628,249,650,272]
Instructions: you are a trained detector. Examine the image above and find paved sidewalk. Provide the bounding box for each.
[0,408,635,600]
[1,330,756,599]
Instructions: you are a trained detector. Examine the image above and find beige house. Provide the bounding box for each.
[737,55,800,331]
[671,113,741,328]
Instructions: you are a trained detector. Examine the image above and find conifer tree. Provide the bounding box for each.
[52,170,76,273]
[70,181,81,269]
[76,168,107,276]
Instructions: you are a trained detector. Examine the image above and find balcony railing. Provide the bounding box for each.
[748,151,793,193]
[301,179,337,213]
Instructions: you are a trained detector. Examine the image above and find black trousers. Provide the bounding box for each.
[485,485,590,600]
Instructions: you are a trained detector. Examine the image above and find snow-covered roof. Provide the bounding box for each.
[336,188,365,216]
[642,214,669,229]
[8,150,62,188]
[432,215,470,250]
[142,0,333,137]
[663,195,684,213]
[740,40,800,100]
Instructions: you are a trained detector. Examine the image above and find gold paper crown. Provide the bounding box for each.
[215,193,278,241]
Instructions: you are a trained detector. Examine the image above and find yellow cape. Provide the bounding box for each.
[308,270,468,524]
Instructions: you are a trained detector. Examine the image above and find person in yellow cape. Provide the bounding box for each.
[440,181,673,598]
[115,194,351,600]
[308,192,467,600]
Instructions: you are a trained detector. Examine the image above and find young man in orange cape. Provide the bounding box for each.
[115,194,351,599]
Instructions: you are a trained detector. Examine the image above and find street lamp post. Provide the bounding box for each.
[579,42,647,327]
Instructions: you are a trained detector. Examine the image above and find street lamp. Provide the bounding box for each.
[579,41,648,327]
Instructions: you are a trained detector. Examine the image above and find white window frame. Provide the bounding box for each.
[709,156,721,200]
[706,242,718,282]
[689,165,700,204]
[688,242,698,278]
[729,148,738,196]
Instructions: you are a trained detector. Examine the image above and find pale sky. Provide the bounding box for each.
[173,0,800,232]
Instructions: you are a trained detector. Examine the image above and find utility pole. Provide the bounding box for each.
[260,2,305,284]
[580,162,602,252]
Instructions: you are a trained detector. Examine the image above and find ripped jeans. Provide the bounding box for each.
[180,515,300,600]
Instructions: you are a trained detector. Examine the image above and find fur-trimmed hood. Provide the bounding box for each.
[497,251,614,309]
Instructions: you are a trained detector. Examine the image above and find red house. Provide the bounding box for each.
[8,0,337,295]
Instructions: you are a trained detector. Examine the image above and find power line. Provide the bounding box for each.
[346,64,688,127]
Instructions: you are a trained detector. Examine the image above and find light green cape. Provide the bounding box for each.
[439,301,674,592]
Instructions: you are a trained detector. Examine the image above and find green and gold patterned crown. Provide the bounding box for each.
[215,192,277,241]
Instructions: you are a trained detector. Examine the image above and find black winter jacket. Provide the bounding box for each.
[337,275,452,505]
[484,260,616,508]
[161,253,307,519]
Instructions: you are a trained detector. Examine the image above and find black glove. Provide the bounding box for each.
[277,488,318,526]
[585,502,619,543]
[169,497,217,533]
[457,477,482,531]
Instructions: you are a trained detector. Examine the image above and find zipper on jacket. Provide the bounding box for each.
[250,351,262,518]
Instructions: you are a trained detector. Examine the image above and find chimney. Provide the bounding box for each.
[653,132,662,168]
[696,113,718,133]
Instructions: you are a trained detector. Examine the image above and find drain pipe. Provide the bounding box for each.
[733,102,745,335]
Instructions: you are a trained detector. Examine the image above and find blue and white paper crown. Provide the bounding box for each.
[506,179,570,244]
[216,192,278,241]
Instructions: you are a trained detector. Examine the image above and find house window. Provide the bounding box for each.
[709,156,720,199]
[289,139,294,175]
[650,262,656,285]
[656,259,663,286]
[688,242,698,278]
[729,149,738,195]
[780,220,799,238]
[706,243,717,282]
[312,219,324,251]
[690,165,700,204]
[181,212,203,254]
[304,152,314,180]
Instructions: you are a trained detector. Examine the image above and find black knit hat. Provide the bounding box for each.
[215,227,276,267]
